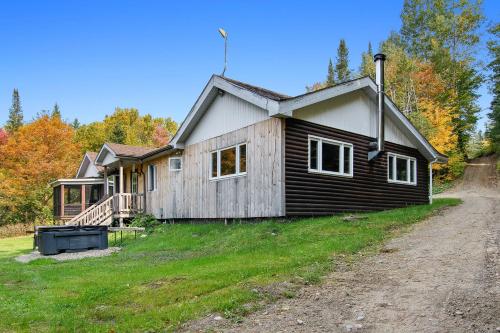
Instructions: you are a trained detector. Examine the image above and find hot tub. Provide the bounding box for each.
[35,225,108,255]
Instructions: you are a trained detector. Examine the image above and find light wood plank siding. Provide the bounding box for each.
[145,118,284,219]
[185,92,270,146]
[285,118,429,216]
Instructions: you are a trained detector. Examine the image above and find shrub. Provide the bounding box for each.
[130,214,159,232]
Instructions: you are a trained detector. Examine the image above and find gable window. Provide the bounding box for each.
[148,164,157,191]
[210,143,247,180]
[387,153,417,185]
[169,157,182,171]
[131,172,138,193]
[308,136,353,177]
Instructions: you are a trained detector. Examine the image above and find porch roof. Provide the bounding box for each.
[51,178,104,187]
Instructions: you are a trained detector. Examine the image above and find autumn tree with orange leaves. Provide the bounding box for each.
[0,114,81,225]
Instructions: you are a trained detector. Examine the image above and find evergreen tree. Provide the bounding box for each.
[71,118,81,129]
[326,58,335,86]
[5,89,23,134]
[335,39,351,82]
[52,103,61,119]
[109,123,126,144]
[360,42,375,78]
[486,23,500,152]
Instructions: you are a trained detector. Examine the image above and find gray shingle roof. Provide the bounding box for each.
[105,143,158,158]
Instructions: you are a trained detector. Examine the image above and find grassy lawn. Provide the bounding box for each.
[0,198,460,332]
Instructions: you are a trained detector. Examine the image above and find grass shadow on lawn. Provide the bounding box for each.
[0,198,461,332]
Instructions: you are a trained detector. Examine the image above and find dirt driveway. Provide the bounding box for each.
[186,156,499,333]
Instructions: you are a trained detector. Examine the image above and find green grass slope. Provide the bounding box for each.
[0,198,460,332]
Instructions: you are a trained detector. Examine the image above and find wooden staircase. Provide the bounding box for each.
[66,196,114,226]
[65,193,144,226]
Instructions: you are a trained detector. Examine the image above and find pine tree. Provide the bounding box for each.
[52,103,61,119]
[109,123,126,144]
[326,58,335,86]
[71,118,81,129]
[335,39,351,82]
[5,89,23,134]
[360,42,375,78]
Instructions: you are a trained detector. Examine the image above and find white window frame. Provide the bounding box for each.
[169,157,182,171]
[210,143,247,180]
[107,175,115,195]
[308,135,354,178]
[148,164,157,192]
[387,152,417,185]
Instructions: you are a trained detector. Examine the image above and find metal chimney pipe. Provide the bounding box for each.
[374,53,386,153]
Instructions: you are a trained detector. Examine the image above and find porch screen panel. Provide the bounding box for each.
[64,185,82,216]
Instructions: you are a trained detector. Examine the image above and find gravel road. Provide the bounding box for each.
[185,155,499,333]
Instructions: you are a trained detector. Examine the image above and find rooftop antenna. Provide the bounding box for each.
[218,28,228,76]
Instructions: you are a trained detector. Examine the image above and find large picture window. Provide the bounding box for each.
[148,164,157,191]
[210,143,247,180]
[387,153,417,185]
[308,136,353,177]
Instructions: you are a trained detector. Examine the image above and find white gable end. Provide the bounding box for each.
[293,90,415,148]
[82,164,100,178]
[185,92,270,146]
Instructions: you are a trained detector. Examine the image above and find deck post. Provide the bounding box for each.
[81,184,86,213]
[119,161,124,227]
[104,166,108,196]
[60,184,65,218]
[142,163,147,214]
[119,162,124,194]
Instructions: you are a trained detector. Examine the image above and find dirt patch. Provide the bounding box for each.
[183,156,499,333]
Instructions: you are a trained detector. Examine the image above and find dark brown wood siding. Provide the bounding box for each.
[285,118,429,216]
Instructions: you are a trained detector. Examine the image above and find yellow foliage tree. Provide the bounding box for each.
[0,115,81,224]
[412,62,463,178]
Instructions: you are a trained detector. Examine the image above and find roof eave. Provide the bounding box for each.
[170,75,280,147]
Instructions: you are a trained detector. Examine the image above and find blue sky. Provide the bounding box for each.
[0,0,498,130]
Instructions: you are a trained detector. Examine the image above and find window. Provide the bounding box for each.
[210,143,247,180]
[148,164,157,191]
[85,184,102,206]
[387,153,417,185]
[131,172,138,193]
[308,136,353,177]
[169,157,182,171]
[64,186,81,205]
[107,175,115,195]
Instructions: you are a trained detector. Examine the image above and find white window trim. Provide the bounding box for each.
[148,164,157,192]
[210,143,247,181]
[308,135,354,178]
[387,152,417,186]
[169,157,182,171]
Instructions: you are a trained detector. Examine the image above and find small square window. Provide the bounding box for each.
[169,157,182,171]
